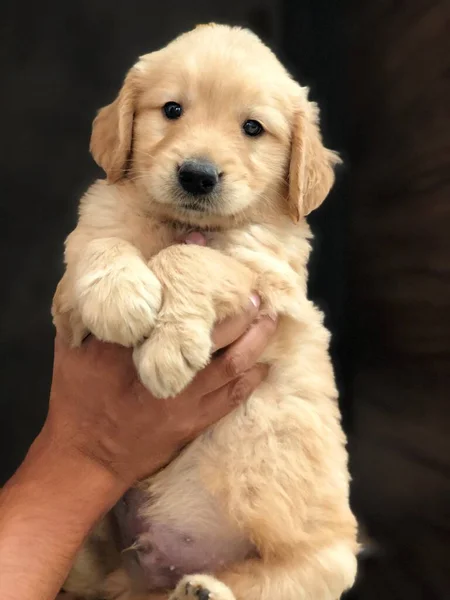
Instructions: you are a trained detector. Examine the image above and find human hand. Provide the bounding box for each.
[43,299,276,489]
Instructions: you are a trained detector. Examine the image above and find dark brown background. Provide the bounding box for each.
[1,1,449,597]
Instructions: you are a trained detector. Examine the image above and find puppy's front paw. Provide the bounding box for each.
[133,320,212,398]
[170,575,236,600]
[76,261,162,347]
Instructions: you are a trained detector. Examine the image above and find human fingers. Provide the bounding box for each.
[194,314,277,394]
[188,363,269,437]
[211,294,261,351]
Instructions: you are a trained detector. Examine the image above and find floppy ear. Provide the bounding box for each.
[288,101,341,222]
[90,72,136,183]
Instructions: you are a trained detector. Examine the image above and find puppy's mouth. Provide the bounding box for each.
[156,190,226,228]
[171,185,222,217]
[178,196,215,213]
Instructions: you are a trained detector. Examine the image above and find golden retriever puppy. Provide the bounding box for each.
[53,23,358,600]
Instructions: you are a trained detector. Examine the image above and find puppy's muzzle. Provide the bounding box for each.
[178,159,220,196]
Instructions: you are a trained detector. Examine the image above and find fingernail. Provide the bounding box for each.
[249,293,261,310]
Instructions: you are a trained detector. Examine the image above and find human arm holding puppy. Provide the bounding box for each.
[0,296,276,600]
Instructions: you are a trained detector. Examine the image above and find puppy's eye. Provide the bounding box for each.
[163,102,183,120]
[242,119,264,137]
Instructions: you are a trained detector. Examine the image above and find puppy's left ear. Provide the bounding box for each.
[288,100,341,222]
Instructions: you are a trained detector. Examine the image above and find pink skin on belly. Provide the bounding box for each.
[114,488,256,591]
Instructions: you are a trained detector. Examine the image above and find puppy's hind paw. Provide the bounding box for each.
[170,575,236,600]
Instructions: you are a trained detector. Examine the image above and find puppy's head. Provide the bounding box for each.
[91,24,339,227]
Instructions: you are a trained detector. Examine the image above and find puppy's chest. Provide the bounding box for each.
[138,220,302,313]
[140,220,283,266]
[137,221,228,257]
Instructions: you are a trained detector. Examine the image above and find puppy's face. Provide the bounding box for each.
[91,25,339,227]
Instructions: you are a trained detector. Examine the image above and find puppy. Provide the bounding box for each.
[53,24,358,600]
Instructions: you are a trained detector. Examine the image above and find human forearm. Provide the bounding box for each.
[0,427,126,600]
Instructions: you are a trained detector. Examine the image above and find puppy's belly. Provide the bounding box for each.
[115,487,255,591]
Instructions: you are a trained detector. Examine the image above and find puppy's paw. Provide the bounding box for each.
[170,575,236,600]
[76,261,162,347]
[133,321,212,398]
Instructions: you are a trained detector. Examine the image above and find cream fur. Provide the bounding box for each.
[53,24,358,600]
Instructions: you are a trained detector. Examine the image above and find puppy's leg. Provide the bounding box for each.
[170,542,357,600]
[52,273,88,345]
[71,238,162,347]
[133,244,256,398]
[185,362,357,600]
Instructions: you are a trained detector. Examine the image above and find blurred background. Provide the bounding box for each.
[1,0,449,598]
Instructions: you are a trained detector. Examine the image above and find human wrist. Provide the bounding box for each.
[25,422,130,508]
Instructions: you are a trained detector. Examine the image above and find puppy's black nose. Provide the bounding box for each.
[178,160,219,195]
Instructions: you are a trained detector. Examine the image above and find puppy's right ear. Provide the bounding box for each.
[90,71,136,183]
